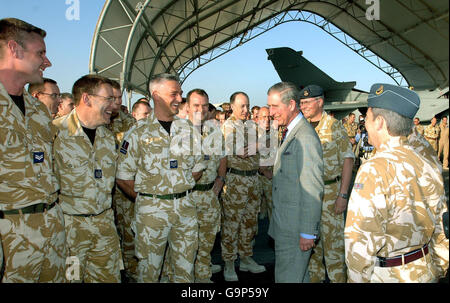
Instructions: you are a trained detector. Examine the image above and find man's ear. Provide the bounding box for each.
[375,115,384,131]
[289,99,297,111]
[318,97,324,108]
[7,40,23,59]
[81,93,90,107]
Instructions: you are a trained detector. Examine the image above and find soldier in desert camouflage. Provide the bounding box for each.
[116,73,203,283]
[221,92,266,282]
[413,117,424,136]
[299,85,354,283]
[345,83,449,283]
[0,18,67,282]
[256,107,275,221]
[161,88,227,283]
[408,126,442,173]
[53,75,121,282]
[424,116,440,153]
[107,80,138,281]
[343,113,358,153]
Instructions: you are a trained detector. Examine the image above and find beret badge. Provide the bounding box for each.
[375,85,384,95]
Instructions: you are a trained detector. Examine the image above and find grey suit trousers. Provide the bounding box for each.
[274,233,311,283]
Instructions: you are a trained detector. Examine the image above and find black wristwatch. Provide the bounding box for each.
[339,193,348,199]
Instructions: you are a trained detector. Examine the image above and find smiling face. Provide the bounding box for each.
[89,83,114,127]
[187,91,209,125]
[37,82,61,115]
[153,79,183,118]
[267,91,296,127]
[16,32,52,85]
[299,96,322,121]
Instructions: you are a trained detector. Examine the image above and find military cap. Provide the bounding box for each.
[299,85,324,99]
[367,83,420,119]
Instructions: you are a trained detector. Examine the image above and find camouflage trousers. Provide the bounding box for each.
[308,182,346,283]
[221,173,260,262]
[114,189,138,279]
[134,193,198,283]
[370,252,439,283]
[258,174,273,221]
[64,208,121,283]
[162,189,221,281]
[426,138,438,152]
[0,203,67,282]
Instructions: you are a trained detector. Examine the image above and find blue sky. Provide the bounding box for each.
[1,0,397,107]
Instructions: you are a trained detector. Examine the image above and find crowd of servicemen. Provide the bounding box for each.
[0,18,448,284]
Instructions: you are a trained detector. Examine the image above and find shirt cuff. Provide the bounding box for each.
[300,233,316,239]
[116,171,135,180]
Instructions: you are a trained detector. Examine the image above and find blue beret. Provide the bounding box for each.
[299,85,324,99]
[367,83,420,119]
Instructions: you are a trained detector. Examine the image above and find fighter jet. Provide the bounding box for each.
[267,47,448,121]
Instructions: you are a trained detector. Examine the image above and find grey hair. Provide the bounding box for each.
[371,107,413,137]
[267,82,301,107]
[148,73,180,95]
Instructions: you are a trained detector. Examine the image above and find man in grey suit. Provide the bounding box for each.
[267,82,324,283]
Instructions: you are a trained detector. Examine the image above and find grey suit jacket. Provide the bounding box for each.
[268,116,324,239]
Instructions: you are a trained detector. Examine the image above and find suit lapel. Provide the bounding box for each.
[275,118,306,170]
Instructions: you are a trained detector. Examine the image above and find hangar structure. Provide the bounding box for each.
[89,0,449,107]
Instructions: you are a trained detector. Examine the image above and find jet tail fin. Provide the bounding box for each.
[266,47,356,91]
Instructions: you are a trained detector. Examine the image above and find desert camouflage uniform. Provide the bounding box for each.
[308,111,353,283]
[408,127,442,173]
[0,83,67,283]
[161,121,224,281]
[53,110,121,282]
[107,110,137,279]
[424,123,440,152]
[438,122,449,169]
[414,124,424,136]
[345,136,449,282]
[116,112,201,282]
[220,116,261,262]
[258,128,277,221]
[343,121,358,152]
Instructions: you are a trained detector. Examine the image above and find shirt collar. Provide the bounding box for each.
[286,112,304,138]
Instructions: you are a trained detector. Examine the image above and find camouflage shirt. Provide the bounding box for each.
[116,111,202,195]
[424,124,440,140]
[414,124,424,136]
[343,121,358,138]
[53,109,117,215]
[196,121,225,184]
[345,136,449,282]
[221,115,260,171]
[0,81,59,211]
[310,111,354,180]
[107,110,135,149]
[408,127,442,173]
